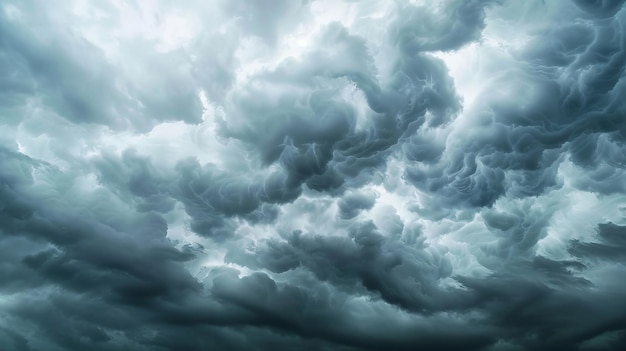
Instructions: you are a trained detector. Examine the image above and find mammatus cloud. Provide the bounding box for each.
[1,0,626,350]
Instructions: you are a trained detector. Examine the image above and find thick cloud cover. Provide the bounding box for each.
[1,0,626,350]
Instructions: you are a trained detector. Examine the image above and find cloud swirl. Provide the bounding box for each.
[1,0,626,350]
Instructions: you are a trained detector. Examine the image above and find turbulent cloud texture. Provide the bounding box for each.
[1,0,626,350]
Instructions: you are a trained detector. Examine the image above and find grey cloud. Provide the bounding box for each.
[94,149,175,213]
[120,44,203,127]
[0,327,31,351]
[0,3,126,128]
[401,129,446,164]
[172,158,305,238]
[404,0,626,213]
[569,222,626,261]
[210,269,498,351]
[0,0,203,132]
[227,221,468,313]
[392,0,499,54]
[522,24,595,67]
[573,0,626,17]
[93,150,302,239]
[2,0,626,350]
[217,20,463,199]
[456,274,626,351]
[192,32,239,104]
[220,0,311,46]
[479,198,559,265]
[337,189,377,219]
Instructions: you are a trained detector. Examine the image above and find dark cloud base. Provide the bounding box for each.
[1,0,626,350]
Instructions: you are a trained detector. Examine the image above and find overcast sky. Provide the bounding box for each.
[1,0,626,350]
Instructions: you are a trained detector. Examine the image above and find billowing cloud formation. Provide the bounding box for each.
[1,0,626,350]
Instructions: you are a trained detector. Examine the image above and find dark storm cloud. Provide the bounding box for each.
[404,0,626,214]
[226,220,468,313]
[217,20,464,197]
[337,189,376,219]
[0,326,31,351]
[92,148,301,239]
[89,16,467,235]
[225,218,626,350]
[456,272,626,351]
[213,0,490,211]
[0,146,494,351]
[0,148,207,350]
[209,270,498,351]
[93,149,176,213]
[479,200,559,263]
[2,0,626,350]
[570,222,626,261]
[0,156,200,308]
[0,147,319,351]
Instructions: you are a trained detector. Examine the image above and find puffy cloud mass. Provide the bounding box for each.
[1,0,626,350]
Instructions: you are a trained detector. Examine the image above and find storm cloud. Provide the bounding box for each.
[1,0,626,350]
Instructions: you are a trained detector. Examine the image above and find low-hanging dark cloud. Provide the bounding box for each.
[1,0,626,350]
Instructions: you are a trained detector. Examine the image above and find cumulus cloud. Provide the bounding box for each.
[1,0,626,350]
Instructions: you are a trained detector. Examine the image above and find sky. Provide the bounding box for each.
[1,0,626,350]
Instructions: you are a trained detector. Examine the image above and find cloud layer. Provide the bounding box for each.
[1,0,626,350]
